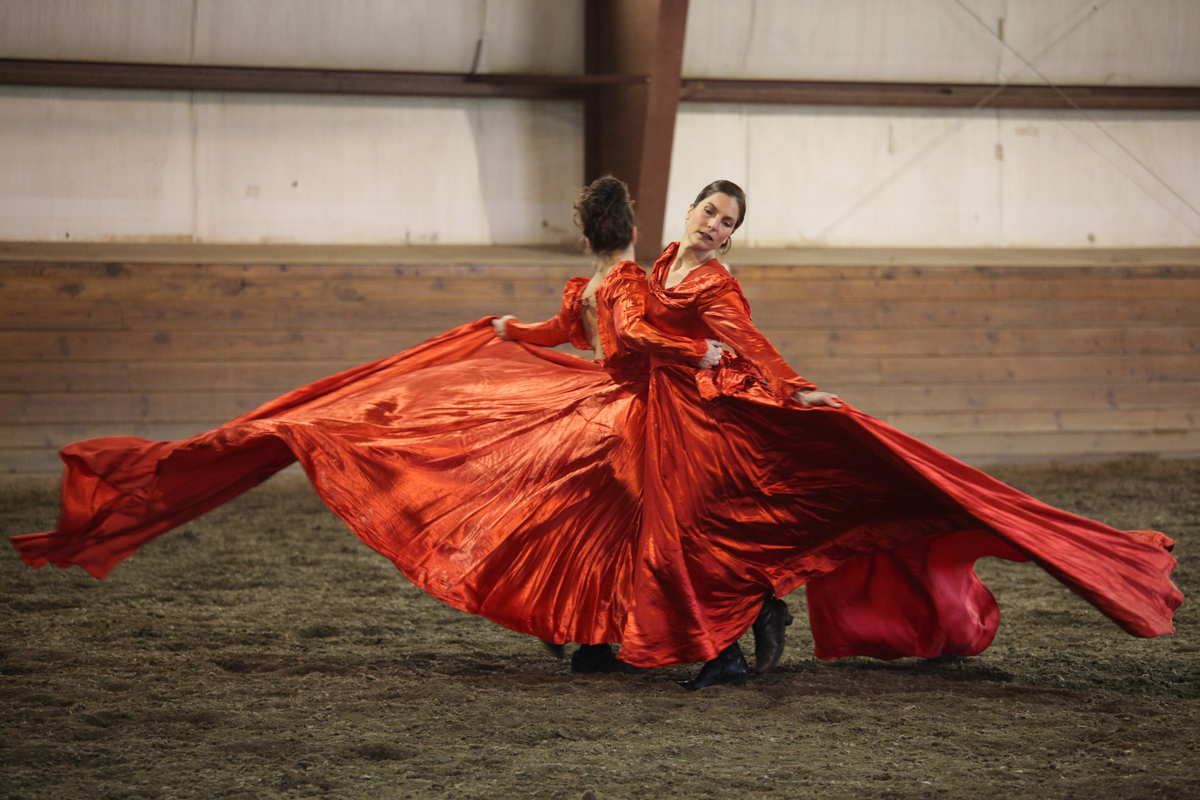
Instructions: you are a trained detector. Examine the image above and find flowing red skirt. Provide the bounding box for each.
[12,320,1181,668]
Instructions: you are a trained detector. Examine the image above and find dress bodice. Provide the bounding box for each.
[503,262,702,381]
[643,243,818,398]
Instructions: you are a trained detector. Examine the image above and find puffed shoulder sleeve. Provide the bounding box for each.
[697,278,818,398]
[609,263,709,364]
[503,277,589,348]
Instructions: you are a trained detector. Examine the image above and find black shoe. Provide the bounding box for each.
[680,643,750,690]
[541,640,566,659]
[571,643,644,674]
[752,597,792,674]
[571,644,617,673]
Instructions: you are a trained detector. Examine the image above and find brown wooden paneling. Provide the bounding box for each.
[0,361,354,392]
[774,327,1200,359]
[838,382,1200,416]
[1,330,450,362]
[871,354,1200,384]
[918,429,1200,461]
[7,382,1198,425]
[0,422,204,449]
[2,448,67,474]
[882,408,1198,436]
[2,248,1198,473]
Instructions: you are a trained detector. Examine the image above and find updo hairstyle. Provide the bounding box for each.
[575,175,635,255]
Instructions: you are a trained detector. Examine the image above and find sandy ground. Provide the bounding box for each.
[1,456,1196,800]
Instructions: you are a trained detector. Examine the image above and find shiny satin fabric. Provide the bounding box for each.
[12,252,1182,669]
[612,244,1180,664]
[14,320,652,647]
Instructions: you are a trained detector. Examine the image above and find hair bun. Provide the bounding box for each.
[574,175,635,255]
[587,176,628,209]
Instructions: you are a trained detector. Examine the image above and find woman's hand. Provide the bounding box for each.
[492,315,515,340]
[793,389,842,408]
[698,339,737,369]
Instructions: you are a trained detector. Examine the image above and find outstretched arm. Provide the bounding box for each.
[495,278,587,348]
[699,289,840,407]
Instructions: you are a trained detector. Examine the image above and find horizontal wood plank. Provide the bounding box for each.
[8,408,1196,450]
[9,354,1200,394]
[839,381,1200,415]
[6,427,1198,476]
[5,382,1199,424]
[0,361,354,392]
[918,429,1200,460]
[3,273,1197,326]
[880,409,1200,438]
[4,326,1198,365]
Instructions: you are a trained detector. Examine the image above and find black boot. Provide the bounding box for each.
[571,644,617,673]
[541,640,566,658]
[571,643,643,674]
[752,597,792,673]
[680,643,750,690]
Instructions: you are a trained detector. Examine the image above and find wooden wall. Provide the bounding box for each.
[2,244,1198,475]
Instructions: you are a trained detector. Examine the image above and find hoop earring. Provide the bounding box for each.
[719,238,732,256]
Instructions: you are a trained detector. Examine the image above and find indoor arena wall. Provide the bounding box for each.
[0,1,1197,473]
[1,0,1197,248]
[666,0,1200,248]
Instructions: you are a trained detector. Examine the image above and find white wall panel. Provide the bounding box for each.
[192,93,581,244]
[0,0,194,62]
[999,110,1200,245]
[0,87,582,245]
[1000,0,1200,86]
[0,87,195,241]
[747,107,1001,247]
[197,0,580,73]
[666,104,1200,248]
[472,0,584,74]
[684,0,1006,83]
[193,0,480,72]
[673,105,1001,248]
[684,0,1200,86]
[0,0,582,74]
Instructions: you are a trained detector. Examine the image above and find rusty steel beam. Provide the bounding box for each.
[680,78,1200,110]
[3,58,1195,111]
[585,0,689,262]
[0,58,644,99]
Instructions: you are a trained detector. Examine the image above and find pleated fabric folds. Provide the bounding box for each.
[12,254,1182,669]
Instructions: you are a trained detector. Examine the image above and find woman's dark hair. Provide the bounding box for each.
[691,179,747,253]
[575,175,635,254]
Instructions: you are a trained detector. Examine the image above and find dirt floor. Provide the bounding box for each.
[1,456,1196,800]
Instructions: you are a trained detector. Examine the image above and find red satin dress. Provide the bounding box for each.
[12,263,690,661]
[615,243,1181,663]
[11,253,1182,669]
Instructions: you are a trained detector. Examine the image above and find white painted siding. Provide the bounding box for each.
[665,105,1200,247]
[683,0,1200,85]
[0,0,584,73]
[0,88,583,244]
[0,0,1196,247]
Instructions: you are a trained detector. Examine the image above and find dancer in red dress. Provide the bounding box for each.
[11,178,663,656]
[610,179,1182,686]
[11,178,1182,690]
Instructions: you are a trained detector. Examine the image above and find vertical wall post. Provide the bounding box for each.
[585,0,689,262]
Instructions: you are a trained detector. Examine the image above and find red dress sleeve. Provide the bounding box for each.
[697,277,819,398]
[607,263,709,364]
[504,277,590,349]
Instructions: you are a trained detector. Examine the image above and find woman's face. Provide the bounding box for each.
[684,192,740,254]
